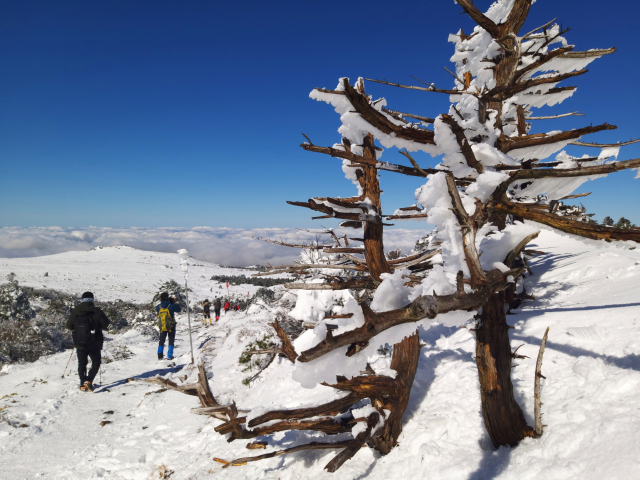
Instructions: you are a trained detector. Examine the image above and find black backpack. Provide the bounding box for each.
[74,313,97,349]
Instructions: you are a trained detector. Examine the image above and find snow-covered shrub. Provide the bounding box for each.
[0,281,34,322]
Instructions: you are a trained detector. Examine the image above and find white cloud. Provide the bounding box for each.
[0,226,431,267]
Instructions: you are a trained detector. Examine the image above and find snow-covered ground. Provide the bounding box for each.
[1,230,639,479]
[0,246,269,303]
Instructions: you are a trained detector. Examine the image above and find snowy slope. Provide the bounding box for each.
[0,246,271,303]
[1,231,640,479]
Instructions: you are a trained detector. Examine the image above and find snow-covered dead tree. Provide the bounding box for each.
[213,0,640,469]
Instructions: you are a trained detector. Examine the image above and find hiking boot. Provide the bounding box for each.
[80,383,89,392]
[167,356,174,361]
[158,353,164,360]
[84,381,94,392]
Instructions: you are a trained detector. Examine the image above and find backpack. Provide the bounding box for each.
[157,307,174,332]
[74,313,97,349]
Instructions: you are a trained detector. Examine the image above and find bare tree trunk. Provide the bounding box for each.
[475,292,534,447]
[362,134,391,281]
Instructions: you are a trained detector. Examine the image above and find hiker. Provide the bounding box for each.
[66,291,110,392]
[233,304,240,312]
[202,299,212,326]
[156,292,182,360]
[224,300,230,315]
[213,299,221,321]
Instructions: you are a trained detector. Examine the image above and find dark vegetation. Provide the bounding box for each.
[210,274,289,288]
[0,280,190,364]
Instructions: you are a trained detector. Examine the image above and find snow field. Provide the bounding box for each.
[0,231,639,479]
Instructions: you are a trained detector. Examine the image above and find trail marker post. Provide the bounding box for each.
[178,249,195,365]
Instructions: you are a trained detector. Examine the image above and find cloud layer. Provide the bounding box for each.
[0,226,431,267]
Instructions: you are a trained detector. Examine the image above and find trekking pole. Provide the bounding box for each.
[99,364,102,385]
[62,347,75,378]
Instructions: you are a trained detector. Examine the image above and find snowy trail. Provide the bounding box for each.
[0,313,242,480]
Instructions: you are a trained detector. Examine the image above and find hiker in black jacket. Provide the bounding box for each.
[66,291,110,392]
[202,299,212,326]
[213,299,221,322]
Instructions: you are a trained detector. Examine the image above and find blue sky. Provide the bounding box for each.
[1,0,639,229]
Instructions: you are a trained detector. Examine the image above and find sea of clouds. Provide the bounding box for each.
[0,226,431,267]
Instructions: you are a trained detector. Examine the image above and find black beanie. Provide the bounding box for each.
[82,291,94,299]
[160,292,169,300]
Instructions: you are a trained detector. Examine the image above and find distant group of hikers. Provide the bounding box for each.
[200,299,240,325]
[66,290,241,392]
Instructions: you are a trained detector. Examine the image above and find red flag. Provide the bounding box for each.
[226,282,229,288]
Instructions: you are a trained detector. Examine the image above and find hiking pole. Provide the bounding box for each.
[62,347,75,378]
[99,364,102,385]
[178,249,195,365]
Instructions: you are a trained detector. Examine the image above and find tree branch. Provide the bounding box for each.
[445,173,487,286]
[527,112,585,120]
[441,114,484,174]
[499,123,617,154]
[382,107,435,124]
[297,268,519,363]
[363,77,471,96]
[487,68,588,102]
[494,200,640,243]
[342,79,436,145]
[455,0,500,37]
[301,143,439,177]
[570,138,640,147]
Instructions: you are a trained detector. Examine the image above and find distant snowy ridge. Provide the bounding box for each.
[0,226,430,267]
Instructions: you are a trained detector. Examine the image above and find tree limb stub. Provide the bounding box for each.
[504,231,540,268]
[324,412,379,472]
[369,332,421,454]
[196,362,219,408]
[270,319,298,363]
[535,327,550,436]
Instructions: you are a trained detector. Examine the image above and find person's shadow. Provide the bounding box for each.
[94,364,185,393]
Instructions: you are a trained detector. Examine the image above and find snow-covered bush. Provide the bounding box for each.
[0,281,34,322]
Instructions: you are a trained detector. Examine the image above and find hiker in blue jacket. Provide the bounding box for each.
[155,292,182,360]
